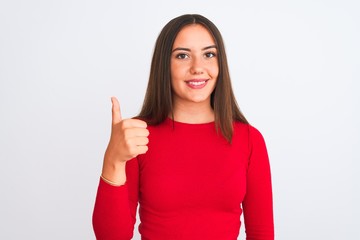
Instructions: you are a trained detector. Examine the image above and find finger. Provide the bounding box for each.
[125,136,149,147]
[136,145,149,155]
[122,119,148,129]
[126,143,148,158]
[124,128,150,139]
[134,137,149,146]
[111,97,122,124]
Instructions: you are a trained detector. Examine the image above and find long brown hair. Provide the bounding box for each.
[137,14,248,142]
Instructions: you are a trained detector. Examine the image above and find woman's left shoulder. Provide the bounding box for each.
[233,121,266,143]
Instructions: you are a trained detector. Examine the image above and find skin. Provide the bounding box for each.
[102,24,219,185]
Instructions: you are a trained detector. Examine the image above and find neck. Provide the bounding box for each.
[171,100,214,124]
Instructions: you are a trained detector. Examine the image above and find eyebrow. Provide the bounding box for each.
[172,45,217,52]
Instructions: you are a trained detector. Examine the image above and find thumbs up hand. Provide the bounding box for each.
[106,97,149,162]
[101,97,149,185]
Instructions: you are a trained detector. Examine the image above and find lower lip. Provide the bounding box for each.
[186,80,208,89]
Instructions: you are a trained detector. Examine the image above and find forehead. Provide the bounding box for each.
[173,24,215,47]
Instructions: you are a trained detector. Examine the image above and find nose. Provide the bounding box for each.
[190,57,204,75]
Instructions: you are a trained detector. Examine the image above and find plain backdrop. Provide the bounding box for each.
[0,0,359,239]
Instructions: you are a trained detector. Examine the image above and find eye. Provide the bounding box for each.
[204,51,216,58]
[175,53,189,59]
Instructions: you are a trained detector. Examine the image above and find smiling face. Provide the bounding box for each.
[170,24,219,109]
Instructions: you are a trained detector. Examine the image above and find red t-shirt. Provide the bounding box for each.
[93,118,274,240]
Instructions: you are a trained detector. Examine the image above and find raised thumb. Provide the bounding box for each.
[111,96,122,124]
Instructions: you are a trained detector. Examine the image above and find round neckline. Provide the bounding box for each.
[165,117,215,127]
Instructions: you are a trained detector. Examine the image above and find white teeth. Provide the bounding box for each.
[188,81,205,86]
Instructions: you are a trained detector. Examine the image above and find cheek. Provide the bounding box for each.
[209,62,219,78]
[170,62,175,78]
[171,62,188,81]
[170,62,181,79]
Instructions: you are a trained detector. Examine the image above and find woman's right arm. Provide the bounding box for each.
[92,97,149,240]
[93,159,138,240]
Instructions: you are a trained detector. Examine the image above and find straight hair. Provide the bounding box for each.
[137,14,248,142]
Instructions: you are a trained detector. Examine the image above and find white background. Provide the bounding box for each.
[0,0,359,239]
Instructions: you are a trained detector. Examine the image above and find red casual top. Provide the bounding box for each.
[93,118,274,240]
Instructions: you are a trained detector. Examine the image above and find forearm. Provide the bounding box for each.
[93,154,140,240]
[92,179,136,240]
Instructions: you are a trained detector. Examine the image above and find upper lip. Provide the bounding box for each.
[185,79,209,82]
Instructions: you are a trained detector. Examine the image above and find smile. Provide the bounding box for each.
[185,79,209,89]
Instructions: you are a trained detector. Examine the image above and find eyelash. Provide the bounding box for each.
[175,51,217,59]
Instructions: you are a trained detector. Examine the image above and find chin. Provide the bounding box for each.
[187,96,211,104]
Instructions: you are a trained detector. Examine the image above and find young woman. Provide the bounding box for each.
[93,14,274,240]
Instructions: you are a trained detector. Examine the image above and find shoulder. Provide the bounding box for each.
[233,121,262,137]
[233,121,267,148]
[248,124,266,144]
